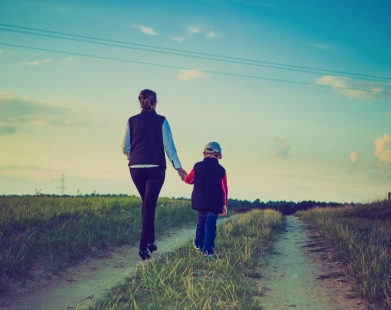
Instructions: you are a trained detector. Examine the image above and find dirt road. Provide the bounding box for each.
[1,225,197,310]
[257,216,369,310]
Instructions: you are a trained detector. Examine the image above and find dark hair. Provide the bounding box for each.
[138,89,157,110]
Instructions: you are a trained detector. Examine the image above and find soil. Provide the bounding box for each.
[254,216,370,310]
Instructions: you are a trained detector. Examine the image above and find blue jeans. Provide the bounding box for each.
[194,211,218,255]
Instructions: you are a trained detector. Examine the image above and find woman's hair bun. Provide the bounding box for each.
[138,89,157,110]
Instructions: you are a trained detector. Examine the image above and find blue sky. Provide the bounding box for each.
[0,0,390,202]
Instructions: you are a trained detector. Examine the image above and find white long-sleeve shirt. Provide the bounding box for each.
[122,118,182,169]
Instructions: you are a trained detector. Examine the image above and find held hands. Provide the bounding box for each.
[219,205,228,216]
[176,168,188,180]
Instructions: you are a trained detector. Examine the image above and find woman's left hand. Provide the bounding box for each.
[176,168,188,180]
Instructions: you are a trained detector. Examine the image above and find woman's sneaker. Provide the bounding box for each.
[139,249,151,260]
[147,242,157,253]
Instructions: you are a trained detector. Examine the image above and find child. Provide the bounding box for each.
[184,142,228,259]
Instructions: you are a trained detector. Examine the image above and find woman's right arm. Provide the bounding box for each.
[121,120,131,159]
[162,119,182,169]
[162,119,188,179]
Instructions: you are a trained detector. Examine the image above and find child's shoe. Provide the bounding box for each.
[192,238,202,252]
[139,249,151,260]
[147,242,157,253]
[204,253,216,260]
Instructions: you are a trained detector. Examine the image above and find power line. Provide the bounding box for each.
[1,41,390,96]
[0,23,390,82]
[0,28,385,83]
[0,41,186,69]
[1,24,388,82]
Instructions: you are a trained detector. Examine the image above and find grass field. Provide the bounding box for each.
[296,200,391,309]
[0,195,195,293]
[89,209,282,310]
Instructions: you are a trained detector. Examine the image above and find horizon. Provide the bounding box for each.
[0,185,385,205]
[1,1,391,203]
[0,192,346,205]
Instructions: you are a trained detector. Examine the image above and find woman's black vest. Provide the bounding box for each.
[128,109,166,168]
[191,157,225,213]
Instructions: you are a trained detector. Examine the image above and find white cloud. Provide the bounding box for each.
[317,75,346,88]
[0,92,82,134]
[0,92,15,100]
[350,152,359,164]
[316,75,384,99]
[60,57,77,65]
[56,7,70,12]
[272,136,290,159]
[310,43,330,50]
[31,119,50,126]
[139,25,158,36]
[24,58,52,66]
[374,133,391,173]
[178,69,208,81]
[171,36,184,43]
[207,31,217,38]
[231,0,273,8]
[370,87,382,95]
[188,26,201,35]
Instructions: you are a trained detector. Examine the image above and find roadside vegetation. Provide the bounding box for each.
[90,209,282,310]
[0,195,195,293]
[296,200,391,309]
[228,198,341,214]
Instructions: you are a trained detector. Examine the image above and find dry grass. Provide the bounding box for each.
[90,209,283,310]
[0,196,195,293]
[297,200,391,309]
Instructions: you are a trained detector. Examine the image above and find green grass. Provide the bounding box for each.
[296,200,391,309]
[90,209,282,310]
[0,195,195,288]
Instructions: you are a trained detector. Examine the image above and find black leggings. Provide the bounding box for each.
[130,166,165,250]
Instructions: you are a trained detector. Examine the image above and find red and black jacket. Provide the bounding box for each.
[185,157,228,214]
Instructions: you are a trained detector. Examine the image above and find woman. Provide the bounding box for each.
[122,89,187,260]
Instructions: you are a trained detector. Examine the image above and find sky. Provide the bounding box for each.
[0,0,390,202]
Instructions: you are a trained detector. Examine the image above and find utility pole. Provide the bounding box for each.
[59,173,65,195]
